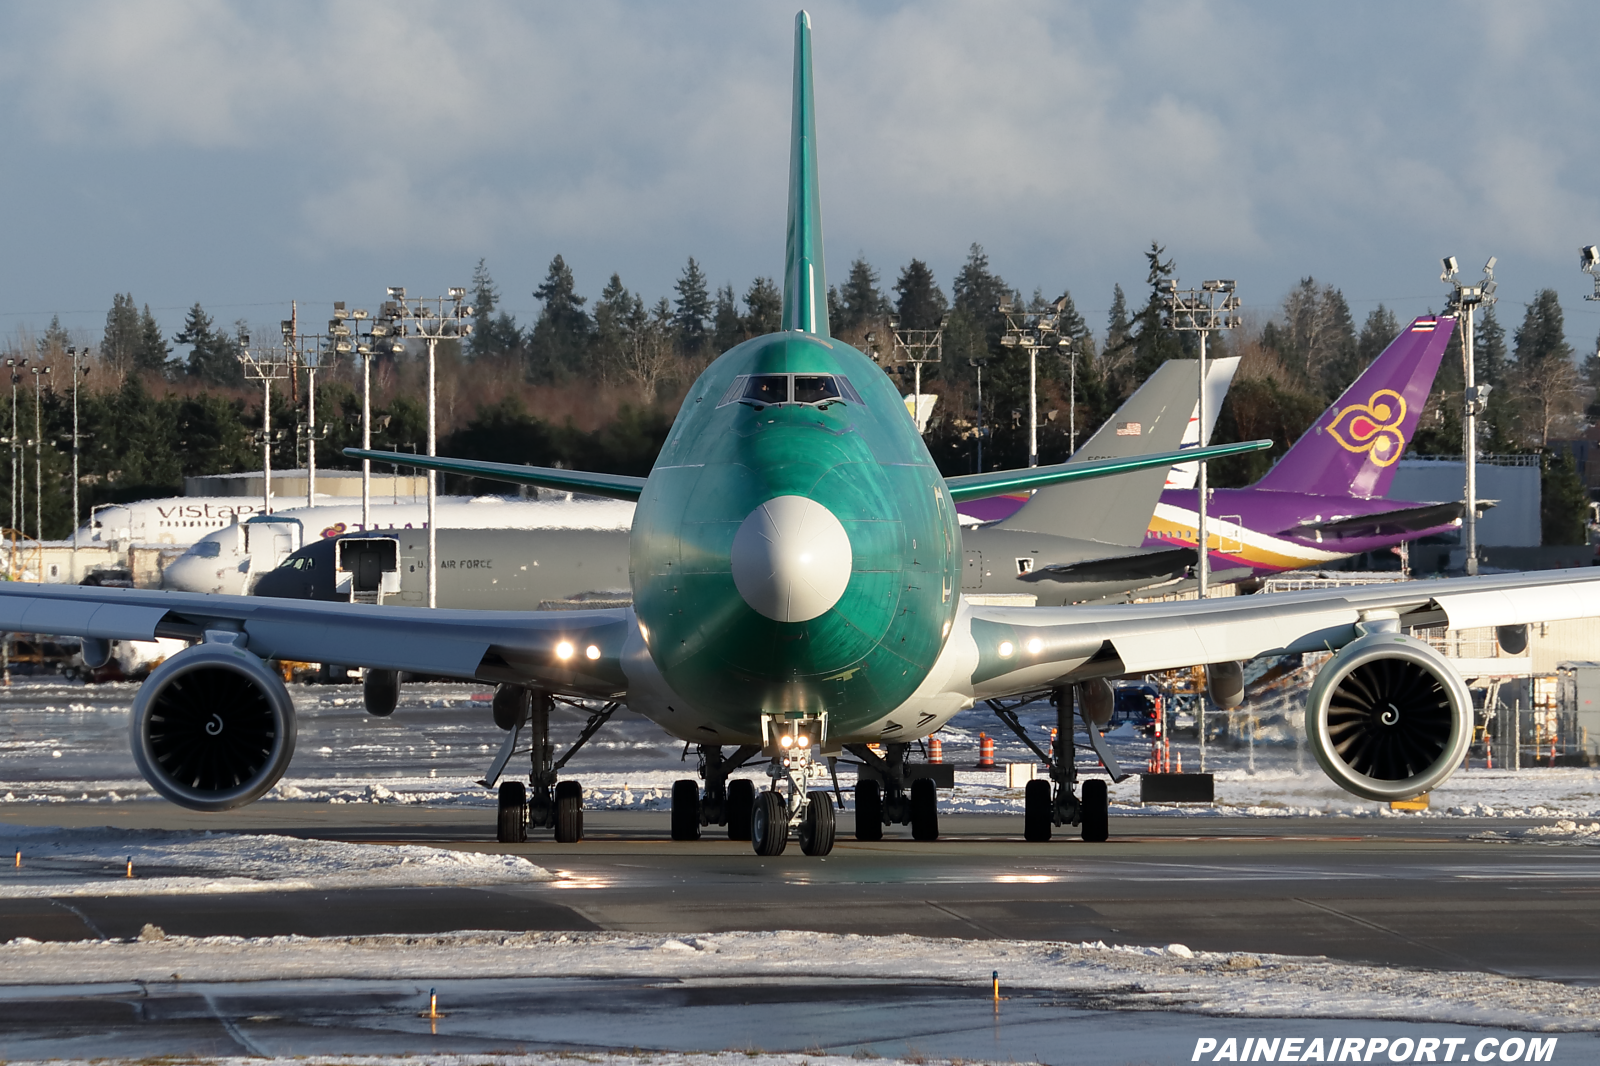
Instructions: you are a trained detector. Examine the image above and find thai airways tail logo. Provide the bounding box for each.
[1325,389,1407,466]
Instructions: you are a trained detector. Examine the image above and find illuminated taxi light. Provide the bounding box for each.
[797,734,811,748]
[1027,638,1043,655]
[780,734,794,749]
[555,641,574,660]
[585,645,601,660]
[998,641,1015,658]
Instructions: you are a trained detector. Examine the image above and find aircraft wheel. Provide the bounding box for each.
[799,790,836,856]
[554,780,584,843]
[1023,778,1053,842]
[910,777,939,841]
[671,779,701,841]
[751,790,789,856]
[497,780,527,844]
[854,779,883,841]
[1081,779,1109,843]
[727,778,756,841]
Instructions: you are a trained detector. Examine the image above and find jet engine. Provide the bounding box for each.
[129,642,298,812]
[1305,631,1471,802]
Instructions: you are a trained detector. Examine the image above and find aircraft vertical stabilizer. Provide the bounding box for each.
[781,11,829,337]
[1253,316,1455,499]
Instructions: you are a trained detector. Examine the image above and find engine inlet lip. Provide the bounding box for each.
[1305,633,1472,803]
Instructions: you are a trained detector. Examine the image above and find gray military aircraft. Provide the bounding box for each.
[0,11,1594,859]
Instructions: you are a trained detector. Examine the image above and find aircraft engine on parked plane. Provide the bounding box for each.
[1304,630,1471,802]
[129,643,298,811]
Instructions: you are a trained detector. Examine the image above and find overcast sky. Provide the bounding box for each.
[2,1,1598,354]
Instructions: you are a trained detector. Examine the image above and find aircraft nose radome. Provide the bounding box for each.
[730,495,853,623]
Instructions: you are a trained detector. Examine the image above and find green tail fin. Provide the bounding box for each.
[781,10,828,337]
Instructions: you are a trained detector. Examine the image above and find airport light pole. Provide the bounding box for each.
[381,287,473,608]
[1160,279,1241,602]
[237,331,291,516]
[867,316,945,436]
[1000,298,1073,467]
[30,364,49,544]
[4,358,23,550]
[1441,256,1497,577]
[65,347,88,580]
[280,321,334,509]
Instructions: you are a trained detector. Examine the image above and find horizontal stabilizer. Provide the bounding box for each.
[343,449,646,502]
[1022,546,1197,585]
[945,440,1272,504]
[1283,501,1464,542]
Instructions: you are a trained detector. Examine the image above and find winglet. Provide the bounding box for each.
[781,10,828,337]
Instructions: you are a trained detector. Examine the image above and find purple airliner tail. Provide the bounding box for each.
[1253,315,1456,499]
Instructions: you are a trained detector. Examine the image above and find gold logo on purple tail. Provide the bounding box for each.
[1324,389,1406,466]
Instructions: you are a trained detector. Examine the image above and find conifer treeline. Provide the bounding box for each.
[6,244,1596,542]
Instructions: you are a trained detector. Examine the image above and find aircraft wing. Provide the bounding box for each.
[942,440,1270,503]
[346,450,646,502]
[966,567,1600,691]
[0,584,629,698]
[348,439,1272,508]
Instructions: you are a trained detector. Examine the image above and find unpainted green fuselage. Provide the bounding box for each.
[630,331,961,738]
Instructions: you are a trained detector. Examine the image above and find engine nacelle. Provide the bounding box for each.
[1305,632,1471,802]
[129,643,298,812]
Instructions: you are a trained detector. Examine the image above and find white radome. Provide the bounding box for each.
[730,495,853,623]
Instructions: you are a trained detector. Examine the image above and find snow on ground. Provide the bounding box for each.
[1,928,1597,1032]
[0,824,552,897]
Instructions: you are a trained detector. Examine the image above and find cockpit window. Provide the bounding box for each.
[793,375,842,404]
[742,375,791,405]
[191,540,222,558]
[718,372,860,409]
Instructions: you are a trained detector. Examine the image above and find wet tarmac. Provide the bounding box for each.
[2,975,1593,1064]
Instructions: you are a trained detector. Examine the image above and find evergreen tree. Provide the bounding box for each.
[1126,242,1186,385]
[594,272,645,382]
[712,284,742,353]
[132,304,170,375]
[37,315,70,359]
[836,257,888,332]
[1508,289,1581,447]
[1105,284,1130,352]
[468,258,522,360]
[1275,277,1357,397]
[892,259,946,330]
[526,254,593,381]
[1542,451,1589,545]
[102,294,140,374]
[1474,305,1506,387]
[743,277,782,337]
[673,257,711,355]
[174,303,243,387]
[1355,304,1400,373]
[1513,289,1573,366]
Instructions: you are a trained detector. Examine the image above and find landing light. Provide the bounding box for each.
[585,645,601,660]
[998,641,1015,658]
[1027,638,1043,655]
[797,734,810,748]
[555,641,574,660]
[780,734,794,749]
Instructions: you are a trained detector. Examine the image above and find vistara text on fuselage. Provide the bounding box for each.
[631,330,961,740]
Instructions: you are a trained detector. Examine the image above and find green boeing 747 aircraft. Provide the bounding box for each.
[3,12,1599,857]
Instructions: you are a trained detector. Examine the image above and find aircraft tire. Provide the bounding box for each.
[1023,778,1053,842]
[363,669,399,717]
[854,780,883,841]
[1081,779,1109,842]
[910,777,939,841]
[554,781,584,843]
[799,791,836,856]
[727,778,756,840]
[671,779,702,841]
[497,780,527,844]
[751,789,789,856]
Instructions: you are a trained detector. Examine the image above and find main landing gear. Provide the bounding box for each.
[845,742,939,842]
[484,684,617,844]
[990,685,1112,843]
[670,743,761,841]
